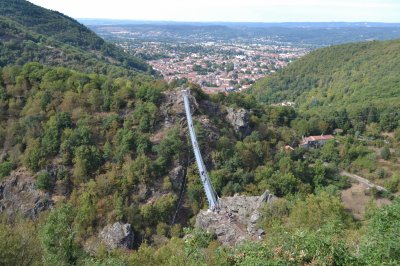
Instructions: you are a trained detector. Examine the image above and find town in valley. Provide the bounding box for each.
[87,23,311,93]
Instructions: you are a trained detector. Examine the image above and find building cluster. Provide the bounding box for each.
[146,42,307,93]
[116,40,308,94]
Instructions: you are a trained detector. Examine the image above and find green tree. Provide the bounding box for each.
[361,198,400,264]
[267,171,302,197]
[113,128,135,163]
[73,145,102,183]
[41,112,72,156]
[0,161,14,180]
[320,139,339,163]
[136,82,163,103]
[60,125,93,164]
[127,154,156,185]
[380,146,390,160]
[0,220,43,266]
[74,187,97,238]
[36,171,52,190]
[39,204,80,265]
[289,192,351,230]
[24,138,45,172]
[154,128,182,171]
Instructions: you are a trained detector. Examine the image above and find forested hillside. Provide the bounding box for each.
[250,39,400,116]
[0,0,150,74]
[1,62,399,265]
[0,1,399,265]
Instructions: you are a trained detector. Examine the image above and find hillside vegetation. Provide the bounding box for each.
[0,0,150,74]
[250,39,400,116]
[1,62,400,265]
[0,1,399,265]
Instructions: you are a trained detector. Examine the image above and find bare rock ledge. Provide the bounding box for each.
[195,190,276,246]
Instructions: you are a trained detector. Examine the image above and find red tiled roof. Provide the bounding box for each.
[310,135,334,141]
[304,135,334,142]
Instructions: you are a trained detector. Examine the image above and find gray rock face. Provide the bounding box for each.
[225,107,251,137]
[99,222,134,250]
[159,90,198,128]
[169,165,185,189]
[0,168,53,219]
[200,100,222,117]
[195,191,276,246]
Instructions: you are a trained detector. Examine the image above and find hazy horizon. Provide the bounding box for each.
[78,19,400,24]
[29,0,400,23]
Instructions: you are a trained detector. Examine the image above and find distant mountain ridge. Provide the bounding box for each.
[85,20,400,46]
[249,39,400,115]
[0,0,150,74]
[79,19,400,28]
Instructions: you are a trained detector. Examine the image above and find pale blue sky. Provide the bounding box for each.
[29,0,400,22]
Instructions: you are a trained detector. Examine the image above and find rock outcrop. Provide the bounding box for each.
[195,190,276,246]
[225,107,251,137]
[200,100,222,117]
[99,222,135,250]
[0,168,53,219]
[169,165,185,189]
[159,90,199,128]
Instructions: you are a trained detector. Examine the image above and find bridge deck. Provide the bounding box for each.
[182,89,219,210]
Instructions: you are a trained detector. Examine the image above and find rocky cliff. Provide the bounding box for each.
[0,168,53,219]
[195,190,276,246]
[225,107,251,137]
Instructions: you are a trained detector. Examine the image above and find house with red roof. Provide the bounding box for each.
[300,135,334,148]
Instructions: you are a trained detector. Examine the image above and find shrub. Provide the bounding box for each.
[39,204,80,265]
[36,171,51,190]
[24,139,45,172]
[0,161,14,180]
[72,145,102,182]
[361,198,400,264]
[170,224,182,238]
[156,222,169,237]
[385,176,399,193]
[289,191,352,231]
[380,146,390,160]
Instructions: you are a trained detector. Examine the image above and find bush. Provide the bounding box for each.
[24,139,45,172]
[394,128,400,142]
[380,146,390,160]
[0,161,14,180]
[170,224,182,238]
[36,171,51,190]
[39,204,80,265]
[0,220,43,265]
[72,145,102,182]
[288,191,352,231]
[361,198,400,264]
[156,222,169,237]
[385,176,399,193]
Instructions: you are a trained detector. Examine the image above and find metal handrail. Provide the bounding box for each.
[182,89,219,211]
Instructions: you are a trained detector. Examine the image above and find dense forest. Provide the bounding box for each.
[0,1,400,265]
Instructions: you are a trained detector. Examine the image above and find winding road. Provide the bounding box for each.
[340,170,387,192]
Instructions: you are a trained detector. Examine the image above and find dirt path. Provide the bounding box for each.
[340,170,387,192]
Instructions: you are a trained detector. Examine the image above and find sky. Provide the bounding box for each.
[28,0,400,22]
